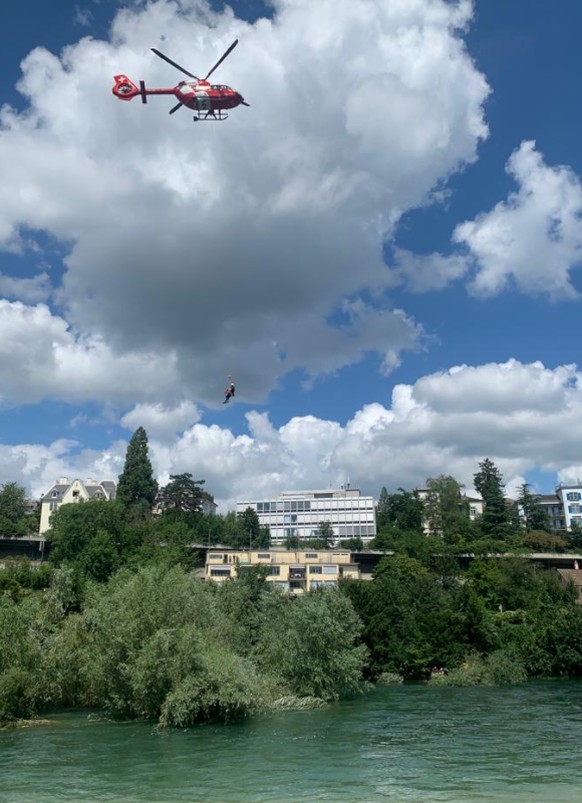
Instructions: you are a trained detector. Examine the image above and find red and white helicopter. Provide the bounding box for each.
[112,39,249,121]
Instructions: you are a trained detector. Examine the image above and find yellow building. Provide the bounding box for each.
[205,548,361,593]
[39,477,117,535]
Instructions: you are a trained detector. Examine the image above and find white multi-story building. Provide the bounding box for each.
[539,484,582,532]
[557,485,582,530]
[236,487,376,545]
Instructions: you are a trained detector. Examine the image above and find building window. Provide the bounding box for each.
[72,490,80,498]
[209,553,223,560]
[305,553,318,558]
[52,491,60,498]
[268,566,280,576]
[210,568,231,577]
[569,505,581,514]
[257,553,271,559]
[323,565,336,574]
[566,492,581,501]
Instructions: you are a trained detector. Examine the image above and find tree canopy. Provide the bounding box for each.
[117,427,158,510]
[0,482,35,538]
[161,473,206,514]
[473,458,515,540]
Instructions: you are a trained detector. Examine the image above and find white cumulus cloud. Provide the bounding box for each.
[7,359,582,510]
[0,0,489,407]
[454,140,582,299]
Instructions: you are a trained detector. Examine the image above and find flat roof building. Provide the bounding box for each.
[236,488,376,545]
[205,548,361,593]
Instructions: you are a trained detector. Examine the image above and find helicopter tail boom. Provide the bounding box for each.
[112,75,177,102]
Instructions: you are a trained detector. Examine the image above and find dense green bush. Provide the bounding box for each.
[0,564,368,726]
[429,651,527,687]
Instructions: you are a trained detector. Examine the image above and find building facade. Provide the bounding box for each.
[539,484,582,532]
[205,548,361,593]
[236,488,376,545]
[39,477,117,534]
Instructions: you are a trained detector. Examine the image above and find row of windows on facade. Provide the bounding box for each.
[272,525,376,538]
[266,515,374,526]
[50,489,103,499]
[210,565,338,577]
[208,552,342,561]
[254,500,372,513]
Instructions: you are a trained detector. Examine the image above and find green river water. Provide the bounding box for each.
[3,681,582,803]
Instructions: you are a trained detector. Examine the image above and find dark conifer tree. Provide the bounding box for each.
[117,427,158,509]
[517,483,551,533]
[162,473,206,513]
[473,458,512,539]
[376,487,390,532]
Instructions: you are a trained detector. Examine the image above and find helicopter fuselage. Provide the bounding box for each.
[112,39,247,120]
[112,75,244,112]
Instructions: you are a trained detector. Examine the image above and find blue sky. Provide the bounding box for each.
[1,0,582,508]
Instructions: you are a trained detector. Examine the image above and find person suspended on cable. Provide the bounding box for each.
[223,377,236,404]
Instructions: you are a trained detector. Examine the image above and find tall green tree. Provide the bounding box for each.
[424,475,470,542]
[0,482,30,537]
[388,489,424,533]
[315,520,335,548]
[48,499,129,573]
[376,487,390,531]
[376,488,424,534]
[517,484,551,533]
[161,473,206,514]
[239,507,270,549]
[473,458,512,540]
[343,555,460,679]
[117,427,158,510]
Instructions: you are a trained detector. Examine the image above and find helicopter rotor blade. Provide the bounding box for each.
[151,48,199,80]
[204,39,238,81]
[169,102,183,114]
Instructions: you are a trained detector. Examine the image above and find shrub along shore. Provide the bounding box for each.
[1,545,582,728]
[2,441,582,727]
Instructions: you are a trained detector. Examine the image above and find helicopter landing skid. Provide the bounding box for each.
[193,110,229,122]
